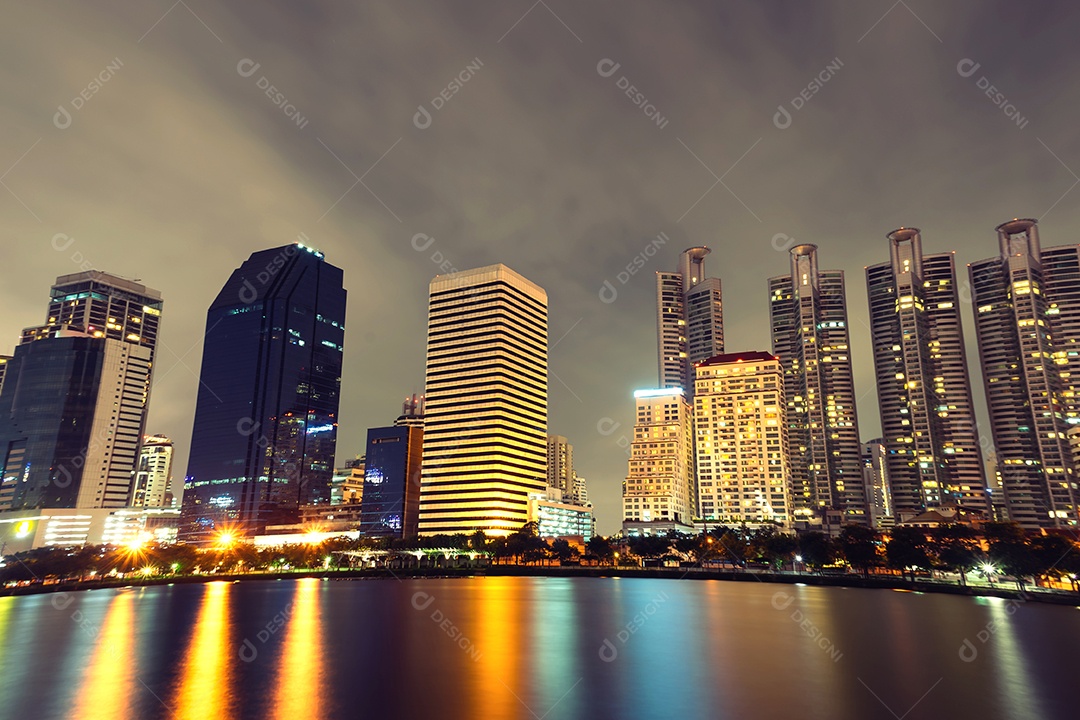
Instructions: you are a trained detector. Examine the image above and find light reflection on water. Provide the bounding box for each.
[0,577,1076,720]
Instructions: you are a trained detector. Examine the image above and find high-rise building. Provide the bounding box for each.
[621,388,696,529]
[969,219,1080,528]
[0,355,12,395]
[768,244,867,523]
[546,434,574,500]
[866,228,988,520]
[0,331,152,510]
[861,439,892,528]
[395,394,425,428]
[657,247,723,393]
[571,472,590,506]
[182,243,346,540]
[360,424,423,537]
[130,435,174,508]
[418,265,547,537]
[693,353,792,525]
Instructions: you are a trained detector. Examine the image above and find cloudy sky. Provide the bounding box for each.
[2,1,1079,533]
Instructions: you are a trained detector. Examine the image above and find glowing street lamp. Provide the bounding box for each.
[216,531,236,550]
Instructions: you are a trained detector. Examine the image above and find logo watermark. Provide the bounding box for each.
[237,59,309,129]
[771,591,843,661]
[54,58,123,129]
[598,591,670,661]
[597,59,669,130]
[411,591,482,660]
[598,231,669,303]
[956,59,1029,130]
[413,58,484,129]
[239,602,294,662]
[774,57,843,129]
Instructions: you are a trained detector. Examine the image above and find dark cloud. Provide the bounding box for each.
[3,1,1079,533]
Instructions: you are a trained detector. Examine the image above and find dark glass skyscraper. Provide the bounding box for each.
[359,424,422,537]
[182,243,346,540]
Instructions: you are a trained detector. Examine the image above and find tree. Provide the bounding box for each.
[838,525,880,577]
[886,527,932,581]
[469,530,488,553]
[586,536,615,565]
[1030,533,1077,588]
[797,531,836,570]
[932,524,980,586]
[550,538,578,563]
[984,522,1039,592]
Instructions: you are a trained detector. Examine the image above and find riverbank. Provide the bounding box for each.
[4,564,1079,605]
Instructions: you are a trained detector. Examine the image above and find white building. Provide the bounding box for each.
[419,265,548,537]
[694,352,793,525]
[621,388,696,530]
[131,435,174,508]
[0,507,180,552]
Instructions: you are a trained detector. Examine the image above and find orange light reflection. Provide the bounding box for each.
[271,578,325,720]
[72,593,135,720]
[173,582,235,720]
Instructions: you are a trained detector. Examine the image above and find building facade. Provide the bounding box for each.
[693,352,793,525]
[861,439,893,528]
[621,388,696,529]
[866,228,988,520]
[969,219,1080,528]
[182,243,346,541]
[768,244,867,524]
[546,434,574,500]
[418,265,548,537]
[528,494,593,541]
[0,332,151,511]
[657,247,724,394]
[360,425,423,537]
[130,435,175,508]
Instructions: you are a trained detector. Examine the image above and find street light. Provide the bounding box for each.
[794,554,803,573]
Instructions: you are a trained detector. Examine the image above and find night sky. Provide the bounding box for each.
[3,1,1079,533]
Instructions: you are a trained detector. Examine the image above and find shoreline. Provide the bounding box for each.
[3,565,1078,605]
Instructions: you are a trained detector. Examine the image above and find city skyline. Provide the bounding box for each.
[4,2,1080,533]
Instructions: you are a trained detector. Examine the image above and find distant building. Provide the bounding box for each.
[969,219,1080,528]
[360,424,423,537]
[0,507,180,552]
[867,228,988,520]
[528,494,593,541]
[0,355,11,395]
[861,439,893,528]
[182,243,346,542]
[657,247,724,394]
[622,388,696,531]
[546,435,574,499]
[693,352,793,526]
[419,265,547,537]
[331,458,365,506]
[394,394,425,428]
[130,435,174,508]
[769,244,867,524]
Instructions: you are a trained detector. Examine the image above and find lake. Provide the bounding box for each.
[0,576,1076,719]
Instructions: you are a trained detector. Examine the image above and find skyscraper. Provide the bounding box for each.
[130,435,174,508]
[969,219,1080,528]
[546,434,574,499]
[866,228,987,519]
[183,243,346,540]
[657,247,723,393]
[418,265,547,537]
[768,244,867,523]
[0,331,152,510]
[693,352,792,525]
[861,439,892,528]
[622,388,696,530]
[360,424,423,537]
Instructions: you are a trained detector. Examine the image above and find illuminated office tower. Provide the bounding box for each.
[418,265,547,537]
[657,247,723,393]
[693,353,792,525]
[621,388,696,529]
[768,244,867,523]
[183,243,346,540]
[866,228,988,519]
[130,435,174,508]
[969,219,1080,528]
